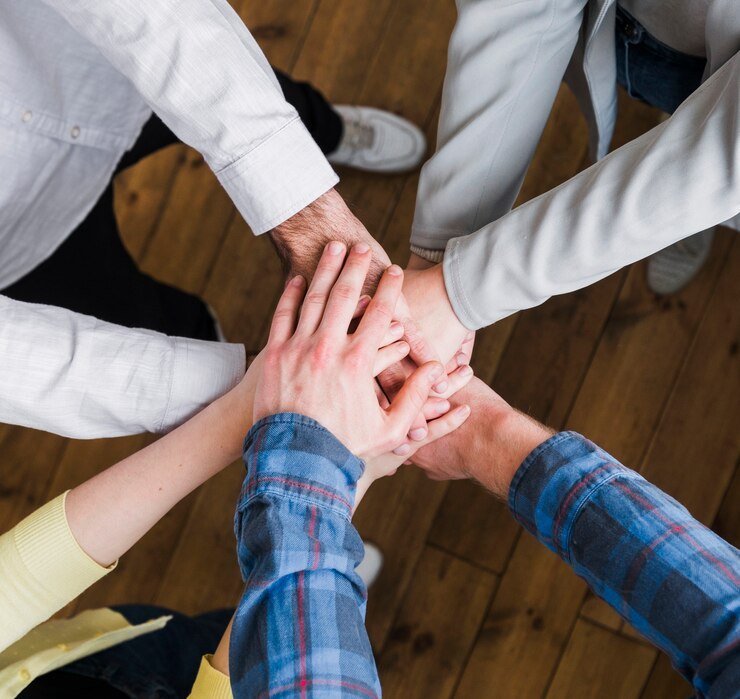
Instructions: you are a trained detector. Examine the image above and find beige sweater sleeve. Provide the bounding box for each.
[0,492,115,652]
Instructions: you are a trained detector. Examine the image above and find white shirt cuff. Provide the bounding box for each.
[215,117,339,234]
[160,339,246,433]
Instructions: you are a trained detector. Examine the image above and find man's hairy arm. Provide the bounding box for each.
[271,188,389,295]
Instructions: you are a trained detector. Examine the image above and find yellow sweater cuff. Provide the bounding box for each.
[0,492,115,651]
[189,655,232,698]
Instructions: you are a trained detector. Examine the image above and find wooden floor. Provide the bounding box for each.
[2,1,738,696]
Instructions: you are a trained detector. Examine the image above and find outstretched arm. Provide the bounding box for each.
[413,378,740,696]
[0,355,261,651]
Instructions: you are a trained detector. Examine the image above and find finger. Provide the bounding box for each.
[355,265,404,349]
[381,321,404,347]
[422,397,451,421]
[432,364,474,400]
[374,380,391,410]
[373,341,410,376]
[387,361,444,439]
[455,331,476,367]
[267,275,306,346]
[320,243,372,335]
[393,404,471,456]
[296,241,346,335]
[352,295,371,320]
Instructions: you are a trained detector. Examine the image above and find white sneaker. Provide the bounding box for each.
[328,106,426,173]
[647,228,715,295]
[356,542,383,589]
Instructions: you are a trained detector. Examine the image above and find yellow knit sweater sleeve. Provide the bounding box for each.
[0,492,115,652]
[189,655,232,698]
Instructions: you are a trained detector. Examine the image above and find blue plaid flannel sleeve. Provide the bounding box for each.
[229,413,380,699]
[509,431,740,697]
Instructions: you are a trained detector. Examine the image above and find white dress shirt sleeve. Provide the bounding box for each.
[444,53,740,329]
[40,0,338,234]
[0,297,245,438]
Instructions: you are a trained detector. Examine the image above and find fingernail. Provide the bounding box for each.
[409,427,428,441]
[394,444,412,456]
[387,265,402,276]
[434,400,450,415]
[354,243,370,254]
[433,380,449,394]
[396,341,410,354]
[430,363,444,380]
[456,352,469,366]
[291,275,305,287]
[389,321,404,336]
[328,241,345,255]
[459,404,471,417]
[459,365,473,377]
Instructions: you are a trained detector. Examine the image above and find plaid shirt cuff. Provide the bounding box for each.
[508,431,630,563]
[242,413,364,520]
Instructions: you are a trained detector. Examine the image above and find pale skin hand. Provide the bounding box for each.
[254,241,471,466]
[64,354,263,568]
[270,189,448,393]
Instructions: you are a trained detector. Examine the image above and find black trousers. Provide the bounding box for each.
[2,70,343,341]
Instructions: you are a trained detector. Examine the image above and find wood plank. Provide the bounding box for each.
[637,235,740,522]
[155,462,246,614]
[545,620,655,699]
[378,547,496,699]
[455,536,588,698]
[714,465,740,549]
[640,653,693,698]
[353,470,449,649]
[0,427,68,530]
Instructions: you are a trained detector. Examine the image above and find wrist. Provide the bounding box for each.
[470,405,553,499]
[407,252,436,270]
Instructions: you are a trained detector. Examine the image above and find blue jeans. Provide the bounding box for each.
[20,605,232,699]
[615,6,706,115]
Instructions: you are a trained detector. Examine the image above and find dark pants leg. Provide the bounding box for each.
[2,70,342,340]
[19,605,233,699]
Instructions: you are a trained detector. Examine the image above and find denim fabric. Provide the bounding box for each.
[615,6,706,115]
[510,431,740,697]
[230,414,380,698]
[53,605,232,699]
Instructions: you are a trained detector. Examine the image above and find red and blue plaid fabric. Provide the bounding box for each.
[230,414,380,698]
[510,432,740,698]
[229,416,739,698]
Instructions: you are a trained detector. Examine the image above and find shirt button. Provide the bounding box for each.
[21,110,32,123]
[19,669,31,681]
[70,125,81,139]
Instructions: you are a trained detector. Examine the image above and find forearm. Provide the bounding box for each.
[66,367,257,567]
[509,433,740,695]
[229,416,379,697]
[444,53,740,329]
[271,188,389,293]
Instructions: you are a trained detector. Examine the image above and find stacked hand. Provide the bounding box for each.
[252,241,474,505]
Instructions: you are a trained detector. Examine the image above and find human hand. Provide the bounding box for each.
[253,241,460,461]
[402,262,472,367]
[410,377,552,499]
[270,189,446,390]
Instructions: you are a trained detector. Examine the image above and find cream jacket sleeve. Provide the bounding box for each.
[40,0,337,233]
[442,53,740,329]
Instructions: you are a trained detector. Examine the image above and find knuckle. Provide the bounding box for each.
[304,291,326,306]
[332,282,356,300]
[371,301,393,320]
